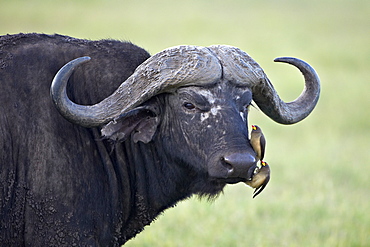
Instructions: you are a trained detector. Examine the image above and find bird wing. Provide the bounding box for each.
[259,134,266,161]
[252,171,270,198]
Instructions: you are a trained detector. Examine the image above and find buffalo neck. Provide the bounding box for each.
[102,134,193,243]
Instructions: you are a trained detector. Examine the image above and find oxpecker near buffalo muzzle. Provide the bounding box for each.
[245,161,270,198]
[248,125,270,197]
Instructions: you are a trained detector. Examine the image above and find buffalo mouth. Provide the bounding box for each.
[223,177,246,184]
[220,165,258,184]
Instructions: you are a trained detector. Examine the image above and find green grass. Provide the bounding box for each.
[1,0,369,246]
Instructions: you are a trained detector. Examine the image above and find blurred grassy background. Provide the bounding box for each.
[1,0,369,246]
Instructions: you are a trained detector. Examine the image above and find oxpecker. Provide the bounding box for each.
[245,161,270,198]
[250,125,266,161]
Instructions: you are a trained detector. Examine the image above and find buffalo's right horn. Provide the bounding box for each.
[51,46,222,127]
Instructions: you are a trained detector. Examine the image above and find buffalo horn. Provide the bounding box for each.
[51,45,320,127]
[51,46,222,127]
[208,45,320,124]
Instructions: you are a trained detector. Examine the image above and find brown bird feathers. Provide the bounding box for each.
[250,125,266,161]
[247,125,270,197]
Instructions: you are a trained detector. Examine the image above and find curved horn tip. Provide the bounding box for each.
[70,56,91,65]
[252,56,320,125]
[51,56,92,98]
[61,56,92,72]
[274,57,295,63]
[273,57,312,67]
[273,57,319,74]
[273,57,320,86]
[50,56,96,127]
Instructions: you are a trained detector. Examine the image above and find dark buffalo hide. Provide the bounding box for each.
[0,33,259,246]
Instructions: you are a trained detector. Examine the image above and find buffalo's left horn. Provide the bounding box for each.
[208,45,320,124]
[51,46,222,127]
[254,57,320,124]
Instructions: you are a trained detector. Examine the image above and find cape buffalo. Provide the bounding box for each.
[0,33,320,246]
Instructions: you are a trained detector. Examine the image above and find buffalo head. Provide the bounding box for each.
[50,45,320,194]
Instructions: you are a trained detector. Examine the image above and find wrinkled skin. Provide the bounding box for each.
[0,33,258,246]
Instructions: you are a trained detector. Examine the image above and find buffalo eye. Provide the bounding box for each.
[183,102,196,110]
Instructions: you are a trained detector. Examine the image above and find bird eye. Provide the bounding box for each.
[183,102,195,110]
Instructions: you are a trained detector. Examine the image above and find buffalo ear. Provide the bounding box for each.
[101,107,159,144]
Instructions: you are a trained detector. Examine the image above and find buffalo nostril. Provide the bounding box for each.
[220,157,235,174]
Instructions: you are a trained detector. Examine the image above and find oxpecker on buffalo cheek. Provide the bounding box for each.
[250,125,266,161]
